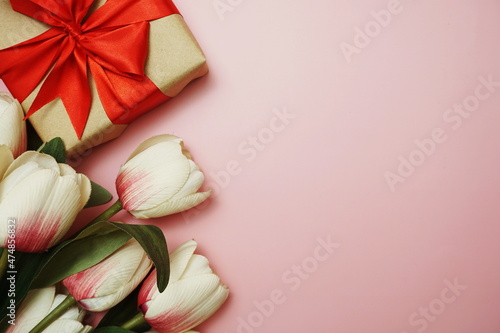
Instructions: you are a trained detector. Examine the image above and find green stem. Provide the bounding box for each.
[0,248,7,280]
[88,199,123,227]
[29,295,77,333]
[121,312,147,330]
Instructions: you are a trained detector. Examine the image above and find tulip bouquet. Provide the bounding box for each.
[0,92,229,332]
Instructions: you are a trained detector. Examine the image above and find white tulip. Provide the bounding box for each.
[116,135,210,219]
[138,240,229,333]
[0,151,91,252]
[6,286,92,333]
[63,238,153,312]
[0,92,27,158]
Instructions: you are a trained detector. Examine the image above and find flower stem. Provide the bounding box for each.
[0,248,7,280]
[29,295,77,333]
[121,312,147,330]
[88,199,123,227]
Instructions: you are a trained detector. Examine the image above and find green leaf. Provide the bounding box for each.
[34,222,169,292]
[0,252,48,319]
[93,327,136,333]
[0,222,170,323]
[108,222,170,292]
[1,223,132,320]
[32,224,132,288]
[97,287,150,331]
[37,137,66,163]
[84,181,114,208]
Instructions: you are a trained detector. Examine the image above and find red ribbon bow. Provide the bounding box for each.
[0,0,178,138]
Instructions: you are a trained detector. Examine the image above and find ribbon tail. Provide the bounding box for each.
[89,59,170,125]
[26,46,91,139]
[81,22,150,78]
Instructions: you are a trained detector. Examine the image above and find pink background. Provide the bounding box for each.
[2,0,500,332]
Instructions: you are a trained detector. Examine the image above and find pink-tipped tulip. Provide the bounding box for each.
[6,286,92,333]
[0,151,91,252]
[138,240,229,333]
[116,135,211,219]
[0,92,27,158]
[63,239,153,312]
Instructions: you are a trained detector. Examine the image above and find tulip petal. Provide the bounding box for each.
[94,241,150,297]
[169,240,198,283]
[139,268,160,312]
[117,141,191,211]
[76,173,92,210]
[6,286,55,333]
[58,163,77,177]
[0,161,44,201]
[169,160,205,201]
[0,106,20,150]
[0,169,81,252]
[84,252,151,311]
[127,135,182,162]
[181,255,213,279]
[144,274,225,333]
[139,241,198,309]
[3,151,59,179]
[178,283,229,332]
[43,319,93,333]
[0,95,26,158]
[130,191,211,219]
[59,163,91,210]
[0,152,60,200]
[65,239,141,298]
[79,258,151,312]
[0,145,14,179]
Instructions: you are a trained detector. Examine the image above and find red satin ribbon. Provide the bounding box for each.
[0,0,179,138]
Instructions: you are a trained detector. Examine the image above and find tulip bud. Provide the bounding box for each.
[63,238,153,312]
[6,286,92,333]
[138,240,229,333]
[116,135,211,219]
[0,92,27,158]
[0,151,91,252]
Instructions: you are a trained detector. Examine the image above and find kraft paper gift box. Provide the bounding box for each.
[0,0,208,157]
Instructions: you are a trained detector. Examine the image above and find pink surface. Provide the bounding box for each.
[2,0,500,332]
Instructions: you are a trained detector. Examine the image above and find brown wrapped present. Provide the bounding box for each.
[0,0,208,157]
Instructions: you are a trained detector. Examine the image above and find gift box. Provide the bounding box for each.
[0,0,208,157]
